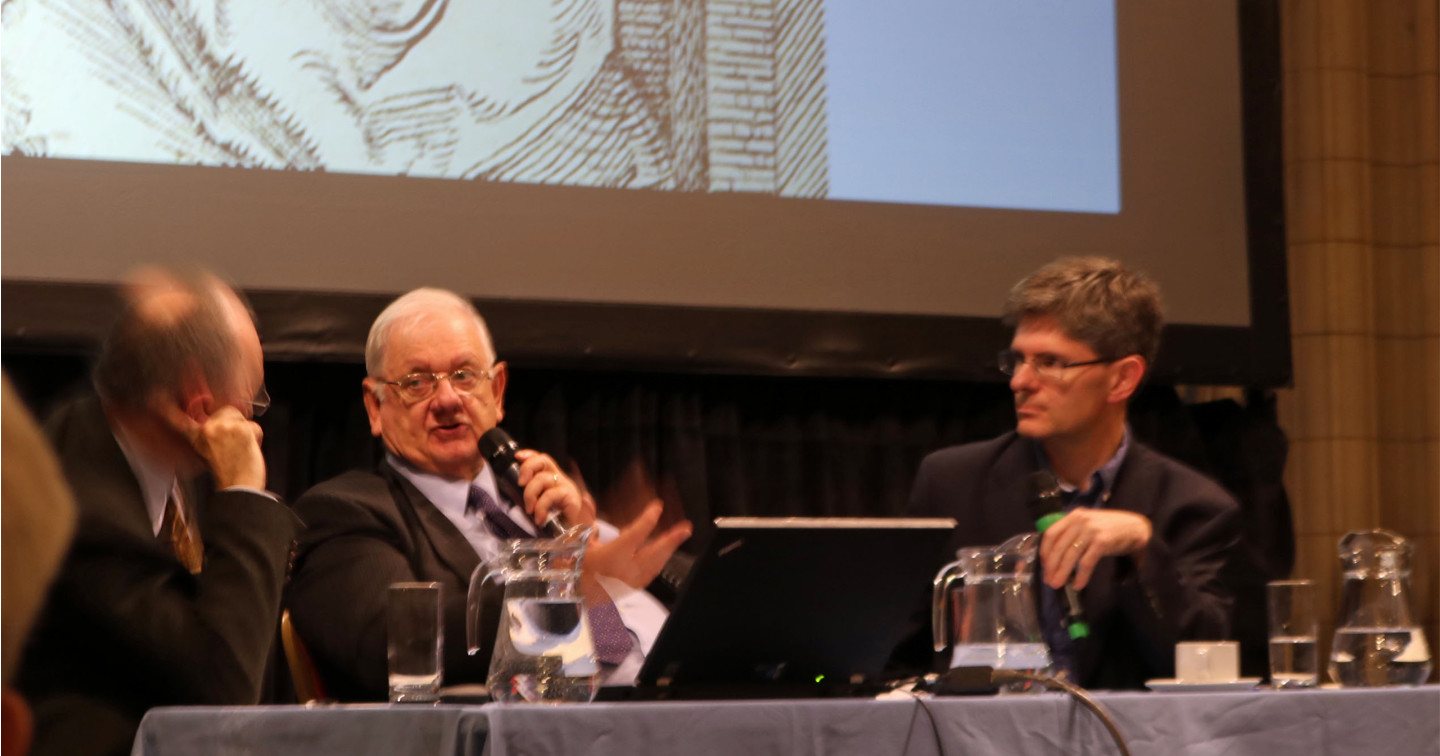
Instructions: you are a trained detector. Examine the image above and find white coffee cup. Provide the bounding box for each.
[1175,641,1240,683]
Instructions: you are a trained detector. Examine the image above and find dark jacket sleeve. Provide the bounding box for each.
[288,476,425,700]
[52,488,300,706]
[1105,448,1241,678]
[29,398,302,719]
[286,474,494,701]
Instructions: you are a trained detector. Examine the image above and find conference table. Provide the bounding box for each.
[132,686,1438,756]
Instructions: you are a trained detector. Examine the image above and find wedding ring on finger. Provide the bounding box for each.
[551,473,560,485]
[1073,541,1087,552]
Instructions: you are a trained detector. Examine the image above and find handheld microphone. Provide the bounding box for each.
[1025,470,1090,641]
[478,427,568,537]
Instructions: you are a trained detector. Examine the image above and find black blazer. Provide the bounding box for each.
[19,396,300,756]
[287,460,692,702]
[286,461,502,701]
[905,431,1240,689]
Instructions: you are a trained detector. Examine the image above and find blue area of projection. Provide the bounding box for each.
[823,0,1120,214]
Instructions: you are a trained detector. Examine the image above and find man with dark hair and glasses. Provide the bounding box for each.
[17,267,300,756]
[902,257,1240,690]
[287,288,691,701]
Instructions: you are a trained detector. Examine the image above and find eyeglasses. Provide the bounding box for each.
[251,384,271,419]
[378,367,497,402]
[997,349,1114,381]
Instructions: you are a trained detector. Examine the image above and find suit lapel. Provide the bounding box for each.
[379,462,482,585]
[983,433,1044,538]
[1104,442,1161,519]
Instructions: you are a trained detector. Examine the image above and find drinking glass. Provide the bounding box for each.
[1267,579,1319,689]
[388,582,443,703]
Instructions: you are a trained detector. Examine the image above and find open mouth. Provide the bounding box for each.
[431,421,469,436]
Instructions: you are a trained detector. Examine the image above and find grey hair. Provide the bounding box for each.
[1003,257,1165,367]
[365,288,496,396]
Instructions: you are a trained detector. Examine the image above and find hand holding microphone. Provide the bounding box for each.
[1027,470,1154,640]
[1027,470,1090,641]
[478,427,594,536]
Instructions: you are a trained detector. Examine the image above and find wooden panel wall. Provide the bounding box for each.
[1277,0,1438,680]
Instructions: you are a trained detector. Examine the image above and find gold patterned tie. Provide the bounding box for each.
[162,486,204,574]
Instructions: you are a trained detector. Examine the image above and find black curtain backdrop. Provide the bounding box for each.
[1,351,1293,677]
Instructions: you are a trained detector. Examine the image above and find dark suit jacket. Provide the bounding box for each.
[286,461,501,702]
[288,460,691,702]
[18,396,301,756]
[905,431,1240,690]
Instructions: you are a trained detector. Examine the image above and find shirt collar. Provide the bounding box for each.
[385,452,536,562]
[386,451,501,514]
[111,424,177,536]
[1035,425,1131,504]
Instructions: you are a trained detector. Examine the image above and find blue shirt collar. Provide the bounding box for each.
[1034,426,1131,505]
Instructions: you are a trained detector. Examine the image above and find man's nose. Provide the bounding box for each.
[431,375,464,405]
[1010,361,1039,393]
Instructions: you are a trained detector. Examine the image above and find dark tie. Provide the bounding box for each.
[466,485,633,663]
[1038,567,1077,678]
[161,487,203,574]
[466,485,533,540]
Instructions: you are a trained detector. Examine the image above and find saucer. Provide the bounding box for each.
[1145,678,1261,692]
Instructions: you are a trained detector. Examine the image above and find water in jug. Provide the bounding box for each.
[932,532,1053,691]
[1328,529,1432,686]
[467,532,600,703]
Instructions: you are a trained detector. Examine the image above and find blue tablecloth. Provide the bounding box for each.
[132,686,1440,756]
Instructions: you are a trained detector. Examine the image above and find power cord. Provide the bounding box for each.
[990,670,1133,756]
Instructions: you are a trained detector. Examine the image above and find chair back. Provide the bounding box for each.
[281,609,326,703]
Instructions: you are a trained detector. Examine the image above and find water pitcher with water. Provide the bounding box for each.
[467,532,600,702]
[1328,529,1432,686]
[932,532,1053,690]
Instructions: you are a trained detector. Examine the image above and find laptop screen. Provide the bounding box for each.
[636,517,956,690]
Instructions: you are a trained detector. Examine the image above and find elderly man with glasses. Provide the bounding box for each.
[902,257,1240,690]
[16,267,300,756]
[286,288,691,701]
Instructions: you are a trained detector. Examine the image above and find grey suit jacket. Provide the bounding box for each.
[905,431,1241,689]
[19,395,300,756]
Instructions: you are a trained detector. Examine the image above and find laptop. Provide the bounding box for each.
[602,516,956,700]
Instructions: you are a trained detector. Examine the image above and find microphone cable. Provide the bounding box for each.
[989,669,1132,756]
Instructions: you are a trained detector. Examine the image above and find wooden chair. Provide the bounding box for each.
[280,609,326,703]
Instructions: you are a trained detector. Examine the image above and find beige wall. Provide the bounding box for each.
[1278,0,1438,680]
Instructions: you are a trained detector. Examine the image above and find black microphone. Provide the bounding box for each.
[478,427,567,537]
[1025,470,1090,640]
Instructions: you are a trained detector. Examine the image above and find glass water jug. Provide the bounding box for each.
[932,532,1053,690]
[467,532,600,703]
[1328,529,1432,686]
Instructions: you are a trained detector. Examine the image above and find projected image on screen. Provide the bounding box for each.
[1,0,831,196]
[2,0,1116,214]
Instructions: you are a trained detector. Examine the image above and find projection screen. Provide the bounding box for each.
[0,0,1288,385]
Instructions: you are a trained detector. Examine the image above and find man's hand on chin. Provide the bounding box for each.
[161,403,267,490]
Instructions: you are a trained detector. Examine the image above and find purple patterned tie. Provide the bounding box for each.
[466,485,533,540]
[587,598,634,665]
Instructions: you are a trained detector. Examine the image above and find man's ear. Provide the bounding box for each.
[1108,355,1146,404]
[174,363,215,423]
[361,379,384,438]
[489,362,509,423]
[2,687,33,756]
